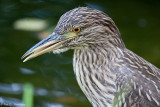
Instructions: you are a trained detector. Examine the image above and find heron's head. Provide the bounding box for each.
[22,7,124,62]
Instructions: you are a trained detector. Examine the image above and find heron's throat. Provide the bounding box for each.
[73,46,120,106]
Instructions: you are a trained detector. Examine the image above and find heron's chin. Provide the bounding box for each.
[22,32,77,62]
[52,48,69,54]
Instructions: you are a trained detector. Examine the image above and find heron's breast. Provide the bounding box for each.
[73,49,117,107]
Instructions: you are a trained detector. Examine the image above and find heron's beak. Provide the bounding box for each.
[22,32,77,62]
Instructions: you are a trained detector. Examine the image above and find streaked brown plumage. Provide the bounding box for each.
[22,7,160,107]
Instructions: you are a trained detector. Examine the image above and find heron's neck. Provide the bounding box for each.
[73,45,124,106]
[74,44,123,65]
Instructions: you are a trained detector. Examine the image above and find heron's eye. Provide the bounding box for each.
[72,27,81,33]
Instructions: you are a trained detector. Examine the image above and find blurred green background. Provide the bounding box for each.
[0,0,160,107]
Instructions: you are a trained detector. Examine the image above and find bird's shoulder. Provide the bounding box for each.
[119,48,160,82]
[112,48,160,107]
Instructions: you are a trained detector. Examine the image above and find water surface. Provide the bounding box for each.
[0,0,160,107]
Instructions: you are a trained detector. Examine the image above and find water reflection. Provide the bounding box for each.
[0,97,23,107]
[36,88,48,96]
[43,102,64,107]
[0,83,22,94]
[14,18,48,31]
[20,68,35,75]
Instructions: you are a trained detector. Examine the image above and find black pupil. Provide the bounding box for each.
[74,28,79,32]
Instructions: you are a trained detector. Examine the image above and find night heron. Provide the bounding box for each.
[22,7,160,107]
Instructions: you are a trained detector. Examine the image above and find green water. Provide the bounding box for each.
[0,0,160,107]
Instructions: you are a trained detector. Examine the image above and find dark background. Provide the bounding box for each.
[0,0,160,107]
